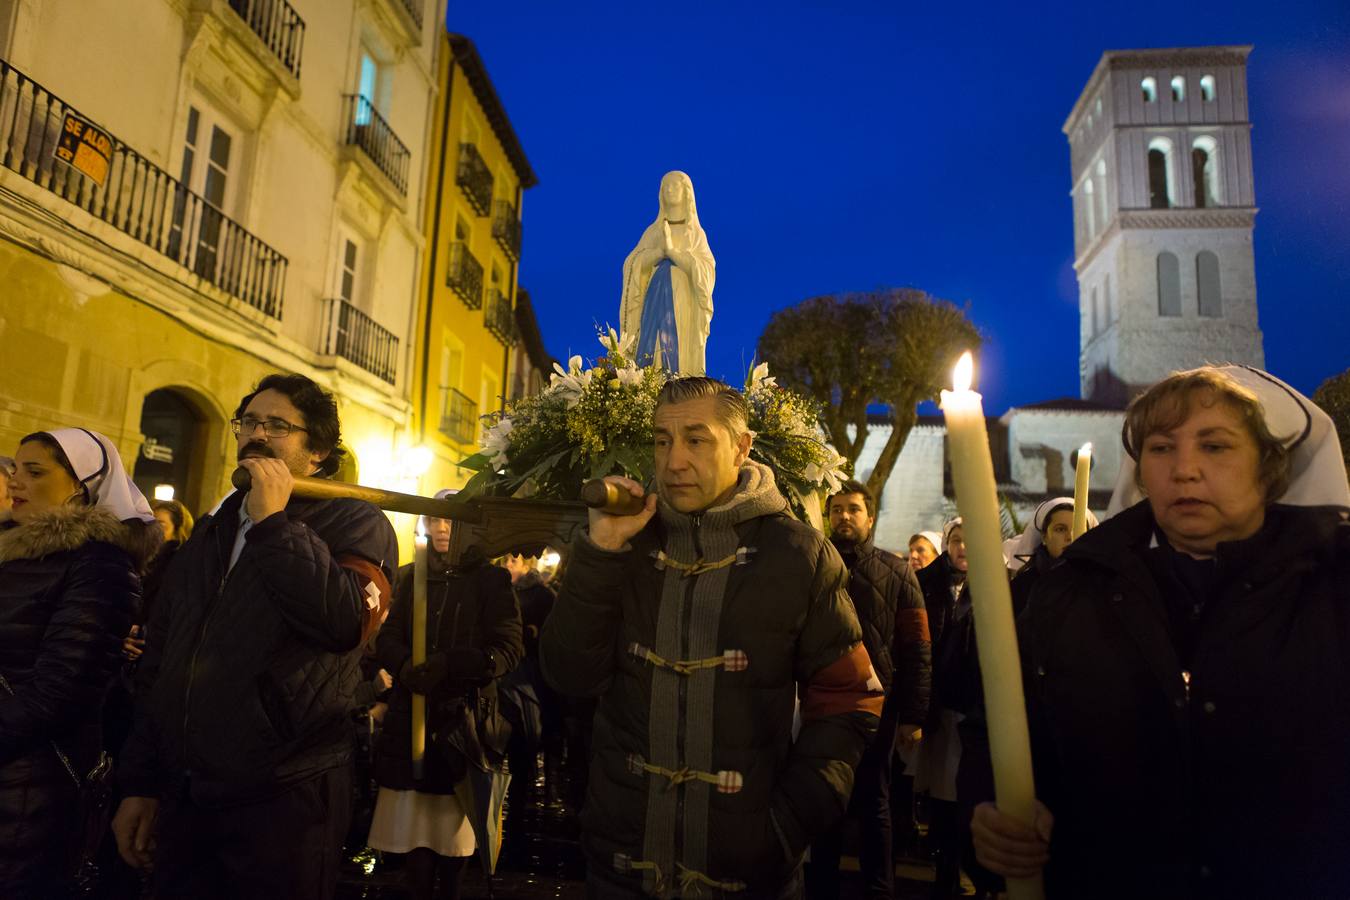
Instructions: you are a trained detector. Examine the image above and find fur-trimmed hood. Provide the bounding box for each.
[0,504,163,568]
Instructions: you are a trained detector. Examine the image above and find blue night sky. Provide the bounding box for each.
[448,1,1349,415]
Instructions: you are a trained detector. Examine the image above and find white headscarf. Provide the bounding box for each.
[910,530,944,556]
[941,516,963,553]
[1003,496,1099,572]
[1107,365,1350,516]
[46,428,155,523]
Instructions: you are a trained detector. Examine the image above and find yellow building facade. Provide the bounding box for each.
[0,0,445,554]
[412,33,537,492]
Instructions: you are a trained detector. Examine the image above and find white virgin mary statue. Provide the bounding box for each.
[619,171,715,375]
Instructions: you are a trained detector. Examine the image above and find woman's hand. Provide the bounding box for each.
[971,799,1054,878]
[122,625,145,661]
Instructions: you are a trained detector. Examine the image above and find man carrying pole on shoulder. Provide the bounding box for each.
[112,373,398,900]
[541,376,884,899]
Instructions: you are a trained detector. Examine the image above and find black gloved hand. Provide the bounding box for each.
[399,653,450,695]
[443,648,492,682]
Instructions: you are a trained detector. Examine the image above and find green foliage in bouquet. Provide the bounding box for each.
[459,330,848,525]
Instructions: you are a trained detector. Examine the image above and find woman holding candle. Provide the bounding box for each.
[973,366,1350,898]
[368,494,523,900]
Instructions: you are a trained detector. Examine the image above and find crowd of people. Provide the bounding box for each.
[0,363,1346,899]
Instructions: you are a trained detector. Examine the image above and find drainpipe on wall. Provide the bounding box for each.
[419,54,454,443]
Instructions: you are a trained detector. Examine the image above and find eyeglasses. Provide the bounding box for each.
[230,416,309,439]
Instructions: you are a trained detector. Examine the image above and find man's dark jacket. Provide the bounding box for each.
[540,464,881,898]
[374,550,522,793]
[1018,501,1350,899]
[119,489,398,805]
[835,533,931,728]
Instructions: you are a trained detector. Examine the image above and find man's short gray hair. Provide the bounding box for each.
[656,377,750,439]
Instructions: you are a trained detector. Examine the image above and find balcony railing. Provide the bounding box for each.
[0,60,287,317]
[456,142,493,216]
[439,387,477,445]
[343,95,410,196]
[446,241,483,309]
[395,0,424,31]
[322,297,398,384]
[227,0,305,80]
[491,199,521,261]
[485,288,515,345]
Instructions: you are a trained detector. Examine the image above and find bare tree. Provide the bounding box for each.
[758,289,980,499]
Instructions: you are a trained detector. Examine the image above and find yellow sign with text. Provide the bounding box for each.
[54,113,112,188]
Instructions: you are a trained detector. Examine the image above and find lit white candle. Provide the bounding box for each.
[411,531,428,780]
[940,352,1044,900]
[1071,442,1092,539]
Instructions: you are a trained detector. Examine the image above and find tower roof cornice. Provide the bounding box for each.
[1063,45,1254,133]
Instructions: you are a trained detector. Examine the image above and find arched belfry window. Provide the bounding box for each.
[1191,136,1220,207]
[1141,77,1157,103]
[1197,251,1222,317]
[1200,75,1216,102]
[1147,137,1174,209]
[1157,252,1181,316]
[1171,76,1186,102]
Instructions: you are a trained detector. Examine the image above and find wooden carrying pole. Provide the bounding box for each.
[231,468,480,522]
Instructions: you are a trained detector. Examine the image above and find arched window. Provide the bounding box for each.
[1083,179,1096,235]
[1171,76,1186,102]
[1141,77,1157,103]
[1157,252,1181,316]
[1147,137,1174,209]
[1191,136,1220,207]
[1200,75,1216,102]
[1197,251,1222,317]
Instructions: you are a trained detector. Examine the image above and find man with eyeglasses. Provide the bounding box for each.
[113,373,398,900]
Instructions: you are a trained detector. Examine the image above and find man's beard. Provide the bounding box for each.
[830,525,866,550]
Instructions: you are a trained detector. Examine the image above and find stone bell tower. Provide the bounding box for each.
[1064,45,1265,406]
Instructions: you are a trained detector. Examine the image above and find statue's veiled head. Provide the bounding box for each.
[659,170,696,223]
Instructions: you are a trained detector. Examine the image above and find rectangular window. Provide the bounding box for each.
[171,103,238,281]
[340,239,358,304]
[480,367,500,425]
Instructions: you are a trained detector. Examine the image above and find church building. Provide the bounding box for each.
[864,45,1267,550]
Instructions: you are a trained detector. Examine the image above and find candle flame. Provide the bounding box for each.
[1080,441,1093,456]
[953,352,974,392]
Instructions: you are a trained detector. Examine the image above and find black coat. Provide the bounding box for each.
[541,470,879,896]
[1019,501,1350,899]
[0,505,158,895]
[119,489,398,806]
[835,534,931,728]
[373,551,522,793]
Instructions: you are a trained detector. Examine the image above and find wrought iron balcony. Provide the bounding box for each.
[343,95,410,196]
[485,288,515,345]
[439,387,478,445]
[0,60,287,317]
[491,199,521,261]
[322,298,398,384]
[456,142,493,216]
[446,241,483,309]
[395,0,423,31]
[227,0,305,80]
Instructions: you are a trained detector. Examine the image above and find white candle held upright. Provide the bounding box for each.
[1071,442,1092,539]
[940,352,1045,900]
[411,531,428,780]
